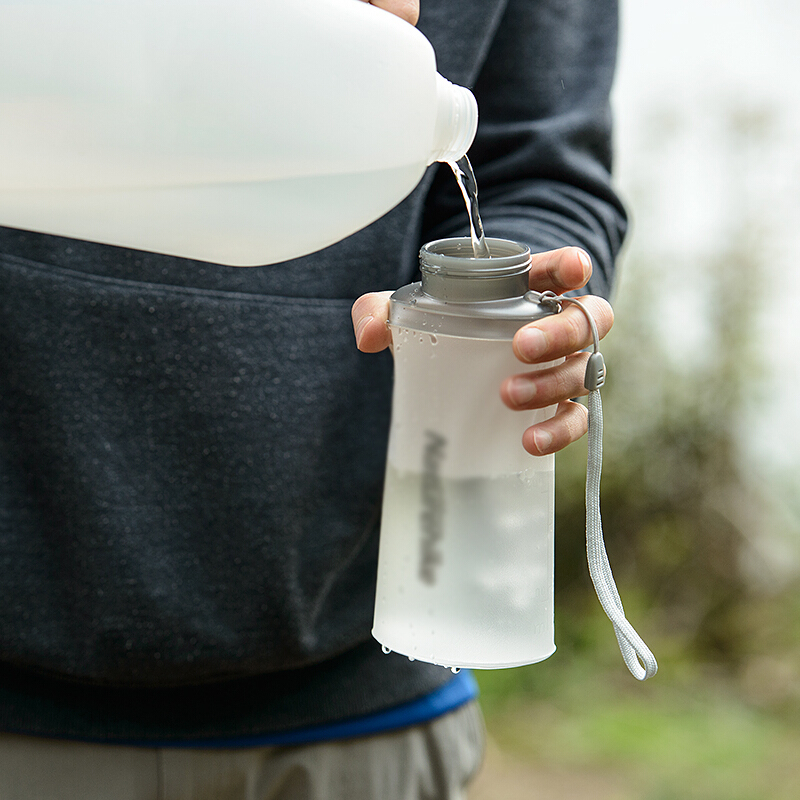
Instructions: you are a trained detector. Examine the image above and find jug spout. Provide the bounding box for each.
[429,74,479,164]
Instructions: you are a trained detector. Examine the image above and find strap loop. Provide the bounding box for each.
[530,292,658,680]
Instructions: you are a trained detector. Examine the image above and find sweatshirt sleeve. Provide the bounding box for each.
[420,0,627,300]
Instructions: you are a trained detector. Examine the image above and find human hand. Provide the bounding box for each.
[499,247,614,456]
[350,246,614,457]
[358,0,419,25]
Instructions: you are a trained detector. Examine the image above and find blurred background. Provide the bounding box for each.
[470,2,800,797]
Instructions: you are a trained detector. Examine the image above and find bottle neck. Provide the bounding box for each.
[420,238,531,302]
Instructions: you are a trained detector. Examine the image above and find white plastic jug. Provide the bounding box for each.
[372,238,561,670]
[0,0,477,265]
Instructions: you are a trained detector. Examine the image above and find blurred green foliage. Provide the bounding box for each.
[473,233,800,797]
[476,646,800,799]
[552,228,799,687]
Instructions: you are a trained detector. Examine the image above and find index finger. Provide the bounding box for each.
[513,294,614,364]
[528,247,593,294]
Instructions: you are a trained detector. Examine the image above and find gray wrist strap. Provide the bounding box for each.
[532,292,658,681]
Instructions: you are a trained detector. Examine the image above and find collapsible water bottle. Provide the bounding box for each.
[373,236,660,680]
[0,0,477,265]
[372,238,561,669]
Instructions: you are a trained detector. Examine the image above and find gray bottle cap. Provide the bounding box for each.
[389,238,556,340]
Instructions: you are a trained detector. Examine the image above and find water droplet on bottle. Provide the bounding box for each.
[450,666,461,674]
[430,335,438,345]
[408,656,415,662]
[381,645,392,655]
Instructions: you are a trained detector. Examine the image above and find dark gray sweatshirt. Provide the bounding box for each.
[0,0,625,741]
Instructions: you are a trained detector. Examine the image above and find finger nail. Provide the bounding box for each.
[577,248,592,276]
[532,427,553,454]
[517,327,547,361]
[508,376,537,406]
[354,315,373,348]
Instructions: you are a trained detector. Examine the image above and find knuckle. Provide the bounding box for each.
[571,401,589,435]
[564,308,589,349]
[584,295,615,335]
[559,400,588,443]
[553,360,580,400]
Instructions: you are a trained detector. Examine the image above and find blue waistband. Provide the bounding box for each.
[143,669,478,749]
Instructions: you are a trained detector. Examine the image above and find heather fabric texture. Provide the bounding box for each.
[0,0,626,740]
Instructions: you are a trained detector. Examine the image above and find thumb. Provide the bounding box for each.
[351,291,393,352]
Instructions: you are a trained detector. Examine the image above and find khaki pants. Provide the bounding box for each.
[0,701,484,800]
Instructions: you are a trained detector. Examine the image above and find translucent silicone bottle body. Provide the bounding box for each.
[0,0,477,265]
[372,239,559,669]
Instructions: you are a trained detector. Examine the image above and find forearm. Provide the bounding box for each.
[420,0,626,300]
